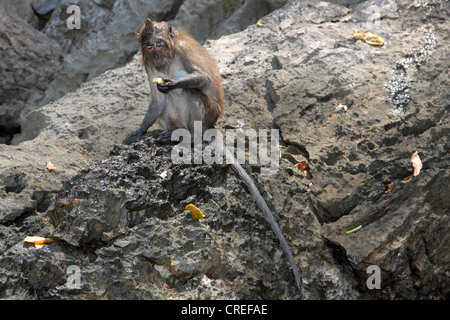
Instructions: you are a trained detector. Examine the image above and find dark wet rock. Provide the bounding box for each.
[50,137,226,247]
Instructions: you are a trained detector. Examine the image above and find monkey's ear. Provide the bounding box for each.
[168,24,174,38]
[144,18,154,32]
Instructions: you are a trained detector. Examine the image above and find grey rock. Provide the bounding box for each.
[0,1,38,27]
[171,0,288,43]
[0,11,61,133]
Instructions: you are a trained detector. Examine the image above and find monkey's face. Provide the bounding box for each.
[138,19,175,71]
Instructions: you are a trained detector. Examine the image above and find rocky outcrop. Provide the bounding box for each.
[0,10,61,142]
[0,0,448,299]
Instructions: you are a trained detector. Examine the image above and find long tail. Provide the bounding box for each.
[214,138,302,289]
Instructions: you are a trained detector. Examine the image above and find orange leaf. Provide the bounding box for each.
[296,161,308,170]
[330,114,337,119]
[402,176,412,184]
[386,182,394,192]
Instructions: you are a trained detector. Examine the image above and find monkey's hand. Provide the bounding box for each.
[157,79,177,93]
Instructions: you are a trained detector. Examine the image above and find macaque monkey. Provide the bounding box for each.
[125,19,301,289]
[126,18,224,139]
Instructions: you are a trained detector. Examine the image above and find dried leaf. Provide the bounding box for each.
[402,176,413,184]
[411,151,422,176]
[46,161,57,171]
[186,204,205,220]
[296,161,308,170]
[353,30,385,46]
[336,103,348,112]
[386,182,394,192]
[24,236,54,249]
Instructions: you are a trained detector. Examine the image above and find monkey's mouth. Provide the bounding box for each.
[152,51,167,70]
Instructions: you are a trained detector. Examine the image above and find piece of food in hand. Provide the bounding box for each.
[152,78,165,84]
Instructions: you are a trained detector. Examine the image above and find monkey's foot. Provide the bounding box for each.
[155,130,176,143]
[123,130,144,145]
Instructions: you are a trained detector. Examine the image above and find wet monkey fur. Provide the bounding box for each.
[125,19,301,289]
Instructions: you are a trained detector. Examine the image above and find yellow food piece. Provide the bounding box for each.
[186,204,205,220]
[353,30,384,46]
[152,78,165,84]
[24,236,54,249]
[257,19,263,27]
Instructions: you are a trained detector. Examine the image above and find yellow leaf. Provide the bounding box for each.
[186,204,205,220]
[257,19,263,27]
[353,30,385,46]
[24,236,54,249]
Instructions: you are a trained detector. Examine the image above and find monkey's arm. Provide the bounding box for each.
[157,71,210,93]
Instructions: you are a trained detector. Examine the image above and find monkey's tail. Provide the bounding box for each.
[217,140,302,290]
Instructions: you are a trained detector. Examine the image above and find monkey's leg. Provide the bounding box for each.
[123,99,165,144]
[156,129,176,142]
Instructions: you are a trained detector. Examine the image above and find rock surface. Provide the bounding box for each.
[0,10,61,141]
[0,0,449,299]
